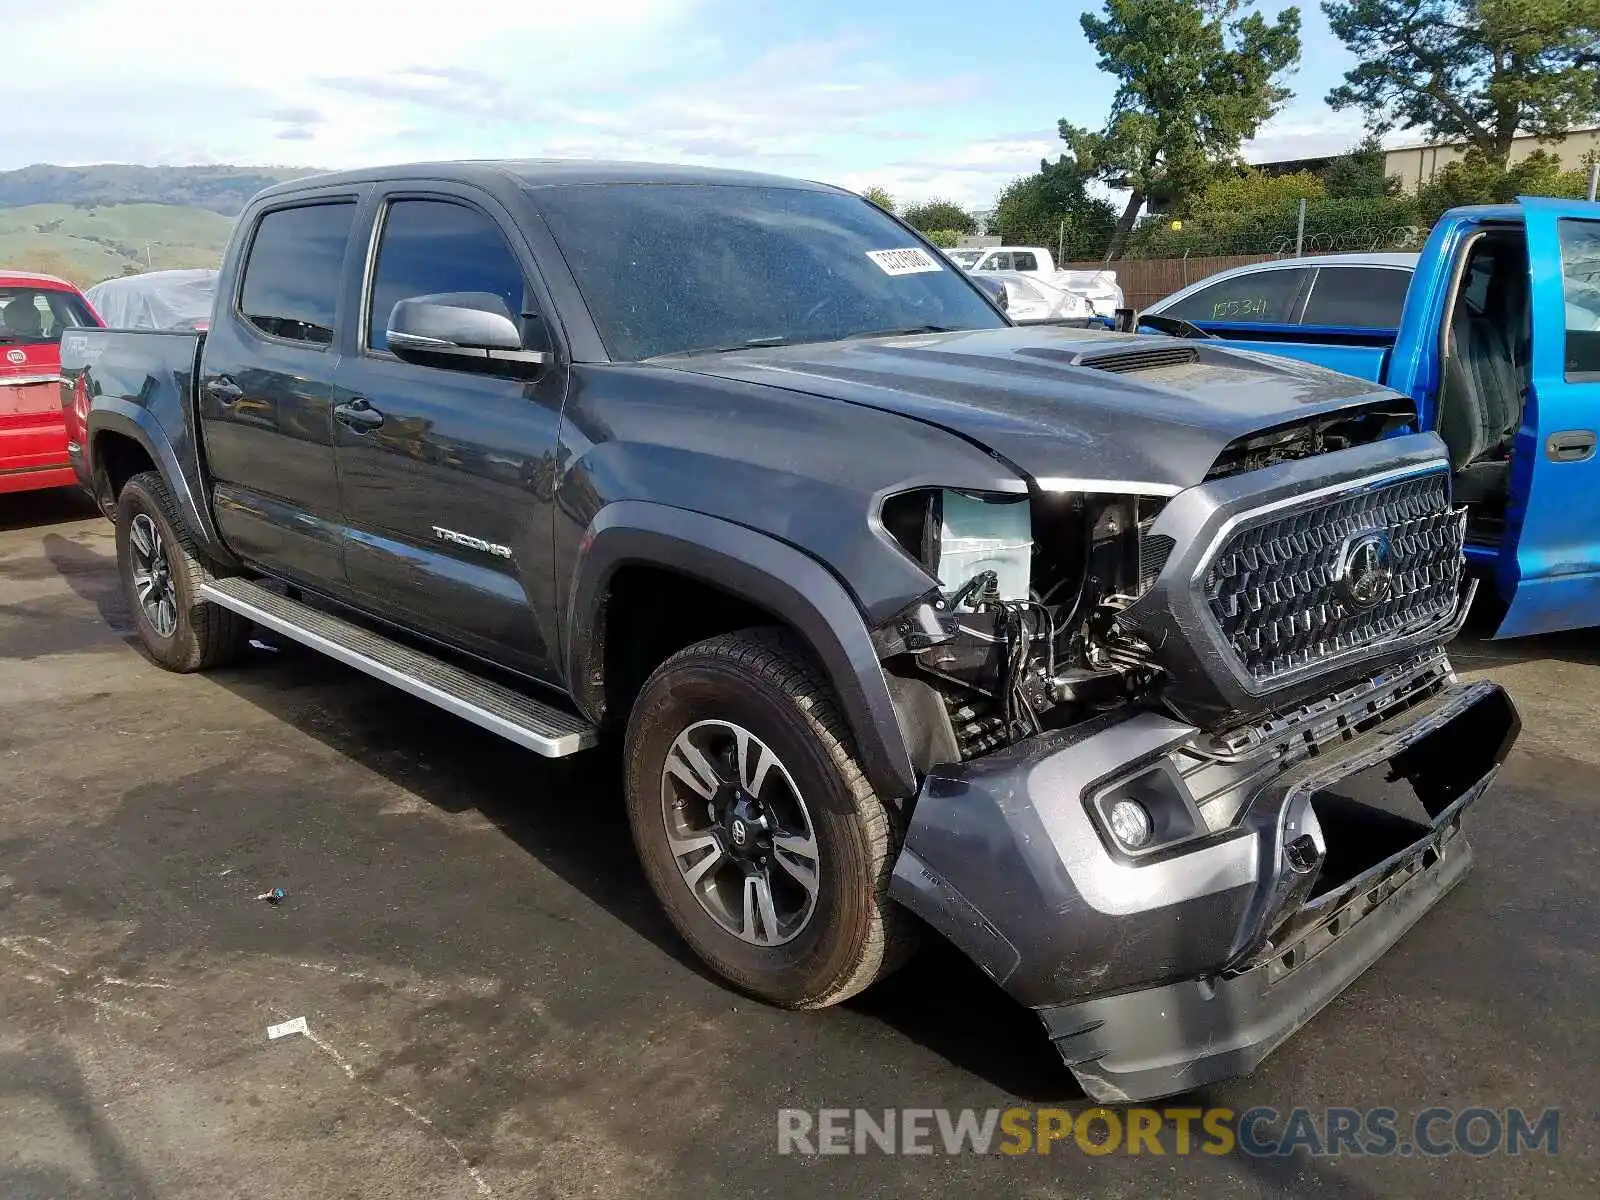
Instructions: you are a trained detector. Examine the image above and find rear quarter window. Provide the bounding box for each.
[1300,266,1412,328]
[1161,267,1309,323]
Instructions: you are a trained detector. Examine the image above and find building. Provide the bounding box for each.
[1251,126,1600,193]
[1384,126,1600,192]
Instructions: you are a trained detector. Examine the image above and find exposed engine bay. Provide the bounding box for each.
[878,401,1419,762]
[881,487,1168,759]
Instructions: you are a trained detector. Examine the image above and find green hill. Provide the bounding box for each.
[0,163,320,287]
[0,203,235,286]
[0,163,313,215]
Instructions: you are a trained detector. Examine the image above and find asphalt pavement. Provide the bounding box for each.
[1,487,1595,1199]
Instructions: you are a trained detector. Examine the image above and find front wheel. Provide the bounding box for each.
[115,471,249,672]
[624,628,915,1009]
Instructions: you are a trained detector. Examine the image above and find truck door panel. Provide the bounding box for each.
[331,193,564,680]
[1495,199,1600,638]
[199,199,357,587]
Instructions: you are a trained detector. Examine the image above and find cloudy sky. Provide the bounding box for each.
[2,0,1370,209]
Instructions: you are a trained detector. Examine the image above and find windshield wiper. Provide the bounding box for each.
[673,325,965,357]
[681,334,816,355]
[847,324,963,339]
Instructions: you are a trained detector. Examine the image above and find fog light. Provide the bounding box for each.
[1108,798,1153,850]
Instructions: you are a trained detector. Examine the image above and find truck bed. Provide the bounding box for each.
[1189,323,1396,384]
[59,326,208,524]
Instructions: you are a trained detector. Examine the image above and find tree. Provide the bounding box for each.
[1190,168,1325,215]
[1416,146,1596,221]
[903,200,976,235]
[1062,0,1302,259]
[861,186,895,213]
[1319,135,1399,199]
[989,156,1118,258]
[1324,0,1600,167]
[923,229,962,248]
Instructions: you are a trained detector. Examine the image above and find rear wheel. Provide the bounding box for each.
[115,471,249,672]
[624,628,915,1008]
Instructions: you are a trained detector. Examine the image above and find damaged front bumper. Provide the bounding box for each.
[888,655,1520,1103]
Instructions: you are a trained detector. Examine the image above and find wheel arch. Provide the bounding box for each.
[87,403,223,554]
[566,501,919,800]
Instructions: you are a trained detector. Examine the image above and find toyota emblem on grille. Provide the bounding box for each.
[1334,530,1394,611]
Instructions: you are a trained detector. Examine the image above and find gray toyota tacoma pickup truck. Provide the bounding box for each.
[60,161,1519,1102]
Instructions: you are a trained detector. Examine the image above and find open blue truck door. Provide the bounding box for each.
[1492,198,1600,638]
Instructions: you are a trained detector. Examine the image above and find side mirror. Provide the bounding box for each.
[972,274,1009,313]
[387,292,548,376]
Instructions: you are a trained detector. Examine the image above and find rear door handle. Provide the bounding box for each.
[205,376,244,405]
[334,397,385,431]
[1546,430,1597,463]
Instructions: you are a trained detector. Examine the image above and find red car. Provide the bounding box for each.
[1,271,102,495]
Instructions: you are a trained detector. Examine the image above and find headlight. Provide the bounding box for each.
[879,488,1032,609]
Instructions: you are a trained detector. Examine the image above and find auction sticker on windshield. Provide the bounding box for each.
[866,248,945,276]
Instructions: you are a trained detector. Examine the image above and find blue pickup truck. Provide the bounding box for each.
[1142,197,1600,639]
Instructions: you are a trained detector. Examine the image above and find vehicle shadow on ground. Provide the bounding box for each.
[0,487,100,533]
[36,530,135,638]
[196,633,1076,1101]
[1448,582,1600,670]
[0,1046,158,1200]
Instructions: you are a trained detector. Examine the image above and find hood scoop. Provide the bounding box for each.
[1074,345,1200,374]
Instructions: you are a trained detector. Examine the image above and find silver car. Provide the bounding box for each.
[1145,252,1418,329]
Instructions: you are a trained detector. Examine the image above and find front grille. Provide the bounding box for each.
[1139,533,1176,591]
[1204,472,1462,683]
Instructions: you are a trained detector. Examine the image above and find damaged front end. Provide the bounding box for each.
[876,432,1520,1103]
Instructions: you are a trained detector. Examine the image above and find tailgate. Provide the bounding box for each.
[1,371,64,422]
[0,370,68,470]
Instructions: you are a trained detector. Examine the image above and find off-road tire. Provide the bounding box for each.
[625,627,916,1008]
[115,471,249,672]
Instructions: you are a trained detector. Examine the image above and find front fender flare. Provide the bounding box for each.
[565,501,919,800]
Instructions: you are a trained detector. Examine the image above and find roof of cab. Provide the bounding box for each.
[250,159,840,204]
[0,270,81,290]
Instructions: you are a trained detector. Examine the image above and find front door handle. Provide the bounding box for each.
[1546,430,1597,463]
[334,397,385,432]
[205,376,244,405]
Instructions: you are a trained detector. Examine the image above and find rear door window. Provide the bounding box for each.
[1011,251,1039,272]
[1558,219,1600,378]
[238,201,357,346]
[1301,266,1412,328]
[1162,267,1310,323]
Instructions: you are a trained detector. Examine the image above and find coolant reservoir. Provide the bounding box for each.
[937,491,1032,606]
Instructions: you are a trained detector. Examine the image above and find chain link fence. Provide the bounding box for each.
[1012,216,1431,310]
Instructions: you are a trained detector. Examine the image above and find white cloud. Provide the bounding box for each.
[0,0,1386,216]
[0,0,700,166]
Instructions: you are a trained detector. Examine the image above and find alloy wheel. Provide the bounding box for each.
[128,512,178,638]
[659,719,820,947]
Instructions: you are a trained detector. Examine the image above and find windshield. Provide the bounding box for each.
[945,249,982,268]
[0,286,97,343]
[534,183,1006,360]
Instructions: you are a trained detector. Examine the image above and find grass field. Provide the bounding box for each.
[0,203,234,286]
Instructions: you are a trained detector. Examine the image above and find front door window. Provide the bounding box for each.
[1557,219,1600,379]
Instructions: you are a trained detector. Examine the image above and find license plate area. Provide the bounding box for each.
[1251,681,1518,959]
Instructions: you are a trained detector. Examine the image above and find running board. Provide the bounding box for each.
[198,577,598,757]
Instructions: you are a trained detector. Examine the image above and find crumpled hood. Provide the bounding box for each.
[668,326,1406,491]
